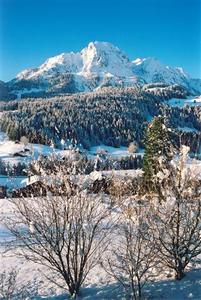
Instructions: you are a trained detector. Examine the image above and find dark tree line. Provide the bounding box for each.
[28,152,143,177]
[1,85,200,153]
[0,159,26,176]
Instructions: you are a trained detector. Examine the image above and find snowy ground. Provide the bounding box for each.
[0,131,68,165]
[186,158,201,178]
[0,132,143,167]
[0,130,201,299]
[0,130,144,190]
[167,95,201,108]
[0,131,79,190]
[177,126,199,133]
[0,175,28,191]
[0,197,201,299]
[88,144,144,158]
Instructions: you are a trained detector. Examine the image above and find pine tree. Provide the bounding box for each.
[142,116,173,190]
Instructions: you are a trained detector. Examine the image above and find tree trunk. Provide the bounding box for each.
[68,285,76,297]
[175,264,185,280]
[138,281,142,299]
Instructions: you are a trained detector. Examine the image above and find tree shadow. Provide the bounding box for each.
[33,268,201,300]
[145,268,201,300]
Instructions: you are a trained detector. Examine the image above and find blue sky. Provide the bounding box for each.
[0,0,200,81]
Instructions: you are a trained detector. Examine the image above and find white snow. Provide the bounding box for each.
[79,41,133,77]
[0,131,72,166]
[0,196,201,299]
[132,56,192,87]
[17,41,133,82]
[0,142,201,298]
[15,41,201,94]
[88,144,144,158]
[167,96,201,107]
[132,57,146,65]
[178,126,199,133]
[0,175,28,190]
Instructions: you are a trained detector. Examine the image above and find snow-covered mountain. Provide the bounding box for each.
[16,42,134,79]
[1,41,201,100]
[132,57,200,92]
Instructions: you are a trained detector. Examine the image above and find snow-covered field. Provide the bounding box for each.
[0,125,201,300]
[0,130,145,192]
[0,129,201,298]
[0,197,201,299]
[0,131,78,190]
[167,95,201,107]
[0,129,85,167]
[178,126,199,133]
[0,175,28,191]
[0,131,66,165]
[88,144,144,158]
[0,131,142,167]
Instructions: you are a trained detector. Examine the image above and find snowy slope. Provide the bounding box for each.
[0,130,74,167]
[16,52,83,81]
[80,41,133,77]
[14,42,140,94]
[17,42,134,80]
[132,57,201,94]
[133,57,188,85]
[167,95,201,107]
[2,41,200,99]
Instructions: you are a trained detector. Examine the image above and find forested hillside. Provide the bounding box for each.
[0,86,201,152]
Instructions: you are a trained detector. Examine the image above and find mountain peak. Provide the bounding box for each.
[85,41,120,51]
[10,41,201,98]
[80,41,131,76]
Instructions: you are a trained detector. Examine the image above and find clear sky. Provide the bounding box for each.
[0,0,200,82]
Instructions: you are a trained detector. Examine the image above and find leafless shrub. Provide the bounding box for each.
[5,189,114,298]
[147,146,201,280]
[103,200,157,300]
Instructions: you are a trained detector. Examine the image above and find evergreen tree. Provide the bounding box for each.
[142,116,173,190]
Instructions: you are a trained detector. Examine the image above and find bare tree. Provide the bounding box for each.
[148,146,201,280]
[5,189,113,298]
[103,200,156,300]
[0,269,30,300]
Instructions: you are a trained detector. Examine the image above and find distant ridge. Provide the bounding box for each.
[1,41,201,100]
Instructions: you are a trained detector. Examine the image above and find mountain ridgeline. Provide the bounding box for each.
[0,41,201,100]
